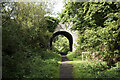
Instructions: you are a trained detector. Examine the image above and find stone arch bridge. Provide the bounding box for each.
[50,22,78,52]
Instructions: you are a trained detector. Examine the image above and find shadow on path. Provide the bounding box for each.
[59,55,74,80]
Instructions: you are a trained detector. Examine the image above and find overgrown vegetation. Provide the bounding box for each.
[2,2,60,78]
[3,49,61,78]
[2,1,120,79]
[71,61,120,79]
[61,1,120,67]
[60,1,120,78]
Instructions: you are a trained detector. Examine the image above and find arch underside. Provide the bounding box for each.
[50,31,73,51]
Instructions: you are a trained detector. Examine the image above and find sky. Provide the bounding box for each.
[53,0,64,14]
[4,0,65,18]
[49,0,64,18]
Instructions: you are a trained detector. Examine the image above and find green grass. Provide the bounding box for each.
[3,49,61,79]
[23,58,61,78]
[70,60,120,79]
[66,52,79,60]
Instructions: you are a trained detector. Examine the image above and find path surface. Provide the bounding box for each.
[59,55,74,80]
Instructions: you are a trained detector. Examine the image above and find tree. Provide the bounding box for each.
[60,1,120,63]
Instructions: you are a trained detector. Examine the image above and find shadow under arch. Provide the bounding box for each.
[50,31,73,51]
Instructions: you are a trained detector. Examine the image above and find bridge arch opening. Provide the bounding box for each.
[50,31,73,51]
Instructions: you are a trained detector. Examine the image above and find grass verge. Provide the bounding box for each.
[70,60,120,79]
[3,49,61,79]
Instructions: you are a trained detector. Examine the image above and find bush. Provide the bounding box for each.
[72,61,120,79]
[67,52,78,60]
[3,49,61,78]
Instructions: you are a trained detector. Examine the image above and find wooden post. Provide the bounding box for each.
[82,52,83,61]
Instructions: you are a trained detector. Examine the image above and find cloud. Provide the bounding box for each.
[54,0,64,13]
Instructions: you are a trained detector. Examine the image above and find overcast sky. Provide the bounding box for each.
[4,0,65,18]
[50,0,64,18]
